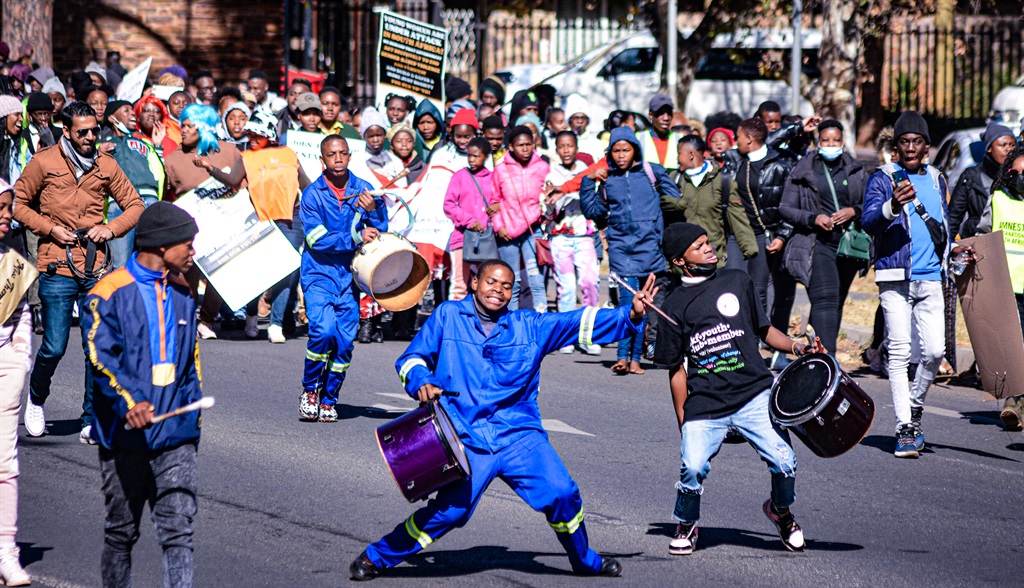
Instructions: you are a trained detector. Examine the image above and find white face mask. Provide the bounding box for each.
[819,146,843,161]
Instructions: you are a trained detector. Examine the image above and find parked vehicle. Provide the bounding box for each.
[988,74,1024,136]
[932,127,985,189]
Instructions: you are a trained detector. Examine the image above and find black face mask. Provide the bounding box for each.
[1014,173,1024,196]
[686,262,718,278]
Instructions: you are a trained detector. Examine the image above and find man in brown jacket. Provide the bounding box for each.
[13,101,143,443]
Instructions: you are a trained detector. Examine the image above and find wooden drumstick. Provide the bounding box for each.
[608,272,679,327]
[124,397,215,430]
[341,168,412,200]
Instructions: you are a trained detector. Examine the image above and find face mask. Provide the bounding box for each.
[113,120,131,136]
[1012,172,1024,195]
[819,146,843,161]
[686,262,717,277]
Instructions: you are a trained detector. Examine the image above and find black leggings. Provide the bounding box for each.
[806,245,863,352]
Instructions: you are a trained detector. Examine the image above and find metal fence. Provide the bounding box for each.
[882,19,1024,127]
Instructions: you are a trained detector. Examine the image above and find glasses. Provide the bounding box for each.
[74,126,102,138]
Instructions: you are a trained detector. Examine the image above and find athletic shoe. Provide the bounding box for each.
[910,406,925,451]
[24,399,45,437]
[596,556,622,577]
[370,326,384,343]
[762,500,805,552]
[350,553,379,581]
[318,404,338,422]
[244,315,259,338]
[559,345,574,354]
[197,322,217,340]
[894,425,919,458]
[299,390,320,421]
[1000,396,1024,432]
[582,344,602,356]
[643,340,656,360]
[80,425,97,445]
[0,546,31,586]
[267,324,286,344]
[669,522,698,555]
[357,319,372,343]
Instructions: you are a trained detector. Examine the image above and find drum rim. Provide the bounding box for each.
[771,353,841,426]
[430,402,472,477]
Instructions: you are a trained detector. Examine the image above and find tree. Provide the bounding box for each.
[2,0,54,68]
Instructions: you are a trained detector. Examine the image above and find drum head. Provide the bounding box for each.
[772,354,837,420]
[372,250,415,295]
[432,403,472,476]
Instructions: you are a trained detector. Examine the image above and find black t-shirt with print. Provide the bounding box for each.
[654,269,773,420]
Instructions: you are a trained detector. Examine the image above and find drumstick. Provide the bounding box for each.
[124,397,215,430]
[441,390,460,397]
[804,325,817,346]
[608,272,678,327]
[341,168,412,200]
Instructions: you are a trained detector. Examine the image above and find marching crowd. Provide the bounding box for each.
[2,43,1024,586]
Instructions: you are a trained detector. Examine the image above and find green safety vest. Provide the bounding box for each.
[991,189,1024,294]
[636,130,680,170]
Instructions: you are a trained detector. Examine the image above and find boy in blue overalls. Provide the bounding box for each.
[299,135,387,422]
[350,260,658,580]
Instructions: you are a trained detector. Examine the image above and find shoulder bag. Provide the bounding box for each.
[823,162,871,261]
[461,173,500,263]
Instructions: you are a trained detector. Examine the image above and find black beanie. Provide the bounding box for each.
[104,99,132,121]
[983,123,1014,152]
[135,202,199,249]
[893,111,930,144]
[25,92,53,113]
[445,76,472,100]
[661,222,707,261]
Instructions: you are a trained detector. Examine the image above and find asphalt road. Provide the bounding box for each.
[14,328,1024,587]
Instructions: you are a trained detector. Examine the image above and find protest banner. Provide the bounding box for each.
[956,231,1024,399]
[376,11,446,116]
[174,179,300,311]
[117,57,152,103]
[286,131,366,183]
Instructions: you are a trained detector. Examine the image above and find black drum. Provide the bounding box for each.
[769,354,875,458]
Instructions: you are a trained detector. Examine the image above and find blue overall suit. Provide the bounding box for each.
[364,298,643,574]
[299,172,387,403]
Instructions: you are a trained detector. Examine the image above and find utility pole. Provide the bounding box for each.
[667,0,678,106]
[791,0,803,113]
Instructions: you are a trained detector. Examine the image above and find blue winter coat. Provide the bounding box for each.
[579,126,677,277]
[84,255,202,451]
[862,162,952,282]
[299,172,388,292]
[396,297,643,452]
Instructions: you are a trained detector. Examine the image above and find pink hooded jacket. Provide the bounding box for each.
[443,167,493,250]
[490,151,549,239]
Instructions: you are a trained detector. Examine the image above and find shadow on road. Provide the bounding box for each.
[384,545,575,577]
[860,435,1018,462]
[646,523,863,552]
[43,419,81,437]
[1007,443,1024,452]
[15,542,52,566]
[335,404,404,421]
[960,410,1003,426]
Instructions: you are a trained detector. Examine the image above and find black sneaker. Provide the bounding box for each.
[894,424,919,458]
[349,553,379,581]
[357,319,372,343]
[762,500,805,552]
[370,327,384,343]
[669,522,698,555]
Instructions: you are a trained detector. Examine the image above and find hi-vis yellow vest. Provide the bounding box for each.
[636,130,680,170]
[991,189,1024,294]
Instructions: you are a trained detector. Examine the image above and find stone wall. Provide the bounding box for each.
[51,0,285,88]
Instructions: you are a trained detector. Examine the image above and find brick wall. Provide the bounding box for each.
[52,0,285,89]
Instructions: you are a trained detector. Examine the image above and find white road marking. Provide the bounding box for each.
[542,419,594,437]
[375,392,418,402]
[371,403,411,413]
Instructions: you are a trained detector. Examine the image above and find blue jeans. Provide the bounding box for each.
[497,230,546,312]
[107,195,159,269]
[30,273,98,427]
[674,389,796,523]
[616,275,643,362]
[246,218,304,327]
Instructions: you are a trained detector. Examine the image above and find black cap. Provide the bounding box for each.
[893,111,930,144]
[445,76,472,100]
[104,99,132,121]
[661,222,707,261]
[135,202,199,249]
[25,92,53,113]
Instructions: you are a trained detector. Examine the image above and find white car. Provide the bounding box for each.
[988,75,1024,136]
[932,127,985,189]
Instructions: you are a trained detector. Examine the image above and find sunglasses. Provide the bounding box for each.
[73,126,102,139]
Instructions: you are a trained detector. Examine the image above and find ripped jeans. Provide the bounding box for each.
[674,389,796,523]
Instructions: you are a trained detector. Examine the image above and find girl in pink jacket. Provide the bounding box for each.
[443,137,493,300]
[490,125,550,311]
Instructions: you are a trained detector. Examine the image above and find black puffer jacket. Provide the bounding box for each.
[949,155,1000,239]
[736,148,794,240]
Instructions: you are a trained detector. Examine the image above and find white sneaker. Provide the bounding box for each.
[244,315,259,338]
[559,345,574,354]
[24,400,45,437]
[583,344,602,356]
[267,324,286,344]
[0,546,30,586]
[197,322,217,340]
[80,425,97,445]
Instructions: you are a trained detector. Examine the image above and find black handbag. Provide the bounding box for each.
[461,173,500,263]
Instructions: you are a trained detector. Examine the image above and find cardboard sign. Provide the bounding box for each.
[174,180,300,311]
[117,57,152,103]
[376,11,446,118]
[286,131,366,184]
[955,231,1024,399]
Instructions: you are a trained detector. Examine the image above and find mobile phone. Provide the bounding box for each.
[891,168,910,187]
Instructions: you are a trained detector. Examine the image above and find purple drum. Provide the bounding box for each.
[376,402,471,502]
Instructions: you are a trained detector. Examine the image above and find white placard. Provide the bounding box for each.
[117,57,152,103]
[286,130,365,183]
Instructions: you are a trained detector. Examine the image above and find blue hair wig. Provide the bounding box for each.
[180,103,222,156]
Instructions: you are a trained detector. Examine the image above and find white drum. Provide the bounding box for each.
[351,233,430,311]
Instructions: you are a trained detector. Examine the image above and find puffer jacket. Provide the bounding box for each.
[490,150,549,239]
[579,126,677,277]
[735,147,794,240]
[948,155,999,239]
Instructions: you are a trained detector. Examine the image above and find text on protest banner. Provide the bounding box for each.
[376,11,446,117]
